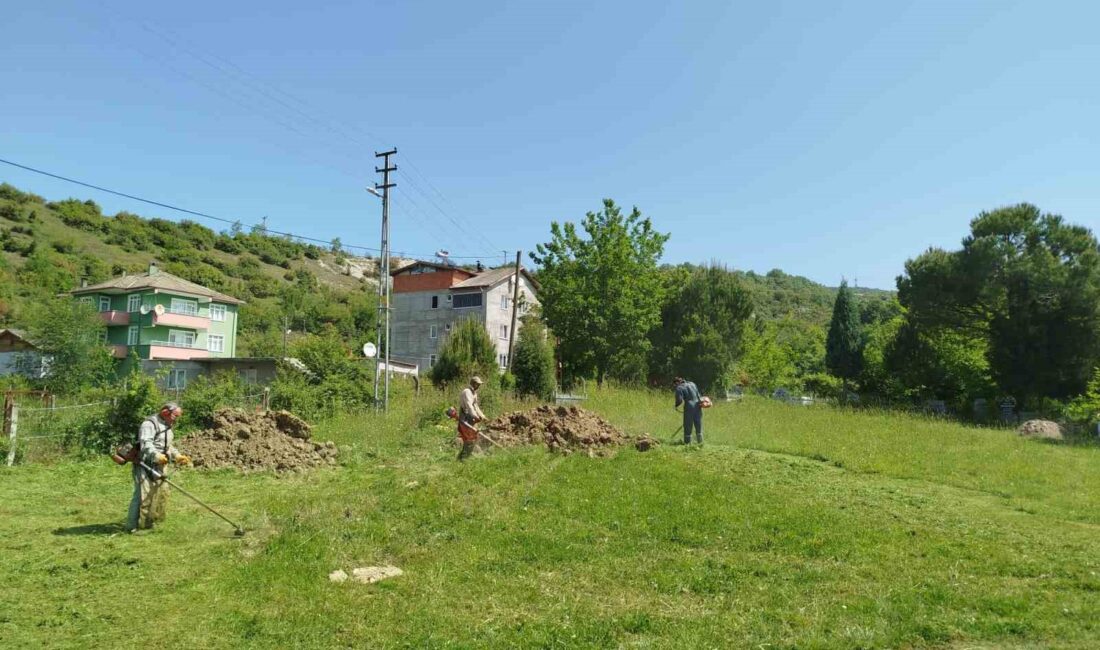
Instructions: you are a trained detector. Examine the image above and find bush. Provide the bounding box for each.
[512,315,556,400]
[77,360,163,453]
[180,371,249,429]
[802,372,844,400]
[429,318,499,389]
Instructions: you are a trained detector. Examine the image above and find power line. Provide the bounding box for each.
[0,156,409,256]
[108,12,502,253]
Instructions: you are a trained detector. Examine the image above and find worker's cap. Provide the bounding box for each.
[470,376,484,387]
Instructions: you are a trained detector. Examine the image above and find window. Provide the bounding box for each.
[127,326,139,346]
[430,295,439,309]
[209,304,226,322]
[98,331,109,344]
[499,354,508,369]
[453,293,483,309]
[208,335,225,353]
[128,294,142,313]
[444,322,452,334]
[429,325,437,339]
[79,296,94,307]
[499,324,508,340]
[168,330,196,348]
[170,298,198,316]
[429,354,437,367]
[166,369,187,390]
[99,296,111,312]
[446,294,452,304]
[501,294,509,310]
[240,368,258,384]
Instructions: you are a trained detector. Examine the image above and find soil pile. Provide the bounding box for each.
[181,408,338,472]
[1017,419,1064,441]
[483,405,657,455]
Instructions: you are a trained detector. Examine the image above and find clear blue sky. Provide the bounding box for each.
[3,1,1098,289]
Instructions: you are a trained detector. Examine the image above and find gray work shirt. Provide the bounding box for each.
[138,414,179,471]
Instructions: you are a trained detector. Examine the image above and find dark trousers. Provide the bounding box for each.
[683,407,703,444]
[457,441,476,461]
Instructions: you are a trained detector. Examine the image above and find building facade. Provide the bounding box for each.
[389,262,540,371]
[70,263,245,389]
[0,329,46,379]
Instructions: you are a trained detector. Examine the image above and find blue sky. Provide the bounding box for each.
[3,1,1098,289]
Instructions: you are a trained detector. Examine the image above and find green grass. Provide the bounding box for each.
[2,389,1098,648]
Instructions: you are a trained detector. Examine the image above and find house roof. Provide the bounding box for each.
[390,260,475,276]
[0,328,35,346]
[450,266,540,292]
[70,268,245,305]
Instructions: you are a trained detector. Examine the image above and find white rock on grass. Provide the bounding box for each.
[328,569,349,583]
[351,566,403,584]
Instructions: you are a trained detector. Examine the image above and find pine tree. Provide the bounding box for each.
[825,280,863,384]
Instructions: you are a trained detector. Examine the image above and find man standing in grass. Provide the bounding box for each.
[674,377,704,445]
[126,402,190,532]
[457,376,487,461]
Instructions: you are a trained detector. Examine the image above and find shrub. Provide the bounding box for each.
[429,318,499,389]
[180,371,249,429]
[512,315,556,400]
[78,359,163,453]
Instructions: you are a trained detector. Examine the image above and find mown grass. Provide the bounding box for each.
[1,388,1098,648]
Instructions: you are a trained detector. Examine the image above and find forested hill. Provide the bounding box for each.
[0,182,382,356]
[1,182,896,358]
[734,268,895,326]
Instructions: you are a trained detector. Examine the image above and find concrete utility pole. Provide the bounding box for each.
[372,148,397,412]
[506,250,522,371]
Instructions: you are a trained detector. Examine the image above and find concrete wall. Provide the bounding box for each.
[483,275,540,368]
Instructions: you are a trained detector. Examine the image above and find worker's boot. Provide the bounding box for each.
[457,441,475,461]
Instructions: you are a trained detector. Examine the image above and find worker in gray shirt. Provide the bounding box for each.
[126,402,190,532]
[674,377,704,445]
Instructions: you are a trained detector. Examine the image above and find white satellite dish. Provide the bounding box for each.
[153,304,165,316]
[362,342,377,358]
[139,305,150,315]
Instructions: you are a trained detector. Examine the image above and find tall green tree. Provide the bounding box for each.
[531,199,669,385]
[20,298,114,395]
[429,317,499,389]
[825,280,863,384]
[511,314,556,400]
[898,204,1100,405]
[650,264,753,391]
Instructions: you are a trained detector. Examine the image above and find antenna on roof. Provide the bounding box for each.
[435,250,454,267]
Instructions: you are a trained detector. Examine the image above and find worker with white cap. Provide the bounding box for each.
[457,376,487,461]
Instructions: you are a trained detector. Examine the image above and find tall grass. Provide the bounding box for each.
[1,387,1097,648]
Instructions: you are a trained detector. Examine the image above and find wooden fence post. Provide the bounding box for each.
[6,397,18,467]
[262,387,270,412]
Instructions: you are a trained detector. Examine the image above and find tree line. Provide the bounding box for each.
[526,199,1100,423]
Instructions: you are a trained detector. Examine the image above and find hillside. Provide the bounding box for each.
[0,182,382,355]
[1,182,896,363]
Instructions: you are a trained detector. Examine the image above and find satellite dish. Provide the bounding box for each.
[362,342,377,358]
[436,250,450,258]
[139,305,150,315]
[153,304,165,316]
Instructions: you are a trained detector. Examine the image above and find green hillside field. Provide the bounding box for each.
[2,388,1097,648]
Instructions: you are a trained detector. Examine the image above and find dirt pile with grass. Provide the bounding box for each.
[181,408,338,472]
[483,405,658,455]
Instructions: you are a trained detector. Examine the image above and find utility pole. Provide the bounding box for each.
[282,315,289,358]
[372,148,397,412]
[506,250,522,371]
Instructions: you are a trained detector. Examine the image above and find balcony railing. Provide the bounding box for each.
[149,340,204,350]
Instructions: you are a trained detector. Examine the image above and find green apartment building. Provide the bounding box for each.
[69,263,255,389]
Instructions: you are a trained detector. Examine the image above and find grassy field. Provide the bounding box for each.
[1,388,1098,648]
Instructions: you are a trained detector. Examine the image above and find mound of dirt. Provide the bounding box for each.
[1017,419,1064,441]
[181,408,338,472]
[483,405,657,455]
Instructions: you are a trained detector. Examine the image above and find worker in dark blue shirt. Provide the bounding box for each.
[673,377,704,445]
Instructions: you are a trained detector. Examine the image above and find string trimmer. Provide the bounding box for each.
[139,461,246,536]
